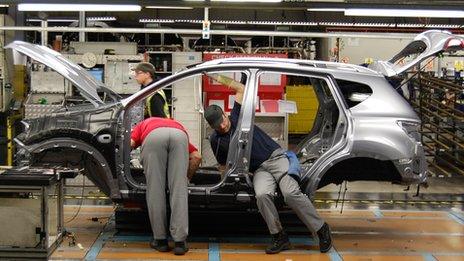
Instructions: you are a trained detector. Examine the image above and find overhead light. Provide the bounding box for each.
[87,16,117,21]
[139,19,175,24]
[353,23,395,27]
[0,5,9,7]
[212,20,247,24]
[211,0,281,2]
[27,18,79,23]
[345,8,464,18]
[319,22,353,27]
[146,6,194,9]
[425,24,460,29]
[176,19,203,23]
[397,23,425,28]
[18,4,141,12]
[307,8,345,12]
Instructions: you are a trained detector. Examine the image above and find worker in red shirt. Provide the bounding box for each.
[131,117,201,255]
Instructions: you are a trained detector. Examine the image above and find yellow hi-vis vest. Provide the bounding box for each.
[146,89,170,118]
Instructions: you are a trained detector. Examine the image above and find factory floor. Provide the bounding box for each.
[51,178,464,261]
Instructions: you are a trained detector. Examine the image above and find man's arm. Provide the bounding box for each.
[187,151,202,180]
[206,74,245,104]
[130,139,137,149]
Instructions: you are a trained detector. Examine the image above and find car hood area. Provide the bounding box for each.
[5,41,105,107]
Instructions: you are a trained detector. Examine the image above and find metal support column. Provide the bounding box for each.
[40,20,47,45]
[79,11,86,42]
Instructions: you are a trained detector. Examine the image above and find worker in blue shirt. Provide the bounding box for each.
[203,74,332,254]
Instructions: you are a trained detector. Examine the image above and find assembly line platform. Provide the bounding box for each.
[50,204,464,261]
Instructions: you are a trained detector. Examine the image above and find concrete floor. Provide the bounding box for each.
[50,205,464,260]
[47,177,464,260]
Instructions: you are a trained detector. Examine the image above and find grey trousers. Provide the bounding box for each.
[253,149,324,235]
[140,127,189,242]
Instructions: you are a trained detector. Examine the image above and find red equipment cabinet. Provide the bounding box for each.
[203,53,287,112]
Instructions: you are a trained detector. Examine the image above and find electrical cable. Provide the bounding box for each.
[340,180,348,214]
[65,171,85,224]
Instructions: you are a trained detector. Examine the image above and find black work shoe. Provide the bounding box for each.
[150,239,170,252]
[265,231,291,254]
[173,241,189,255]
[317,222,333,253]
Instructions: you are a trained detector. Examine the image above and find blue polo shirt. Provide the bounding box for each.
[209,102,280,173]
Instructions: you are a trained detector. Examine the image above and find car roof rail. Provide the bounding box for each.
[199,57,377,74]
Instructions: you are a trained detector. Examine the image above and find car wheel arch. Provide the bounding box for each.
[302,156,402,200]
[24,137,121,199]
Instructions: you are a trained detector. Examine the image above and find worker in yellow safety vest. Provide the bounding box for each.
[133,62,170,118]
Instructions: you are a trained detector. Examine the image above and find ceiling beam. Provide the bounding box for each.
[0,25,421,39]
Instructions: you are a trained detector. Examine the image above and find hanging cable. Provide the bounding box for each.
[335,182,343,208]
[340,180,348,214]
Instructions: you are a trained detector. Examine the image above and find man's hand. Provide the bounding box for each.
[217,164,227,177]
[187,151,202,180]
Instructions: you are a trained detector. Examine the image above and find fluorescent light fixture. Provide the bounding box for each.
[425,24,461,29]
[18,4,141,12]
[0,5,9,7]
[345,8,464,18]
[139,19,175,23]
[319,22,353,27]
[212,20,247,24]
[397,23,425,28]
[176,19,203,23]
[211,0,281,2]
[307,8,345,12]
[27,18,79,23]
[145,6,194,9]
[87,16,117,21]
[353,23,395,27]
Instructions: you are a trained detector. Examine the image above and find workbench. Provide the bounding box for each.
[0,167,78,259]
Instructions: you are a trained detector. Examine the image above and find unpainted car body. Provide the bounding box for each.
[11,30,457,208]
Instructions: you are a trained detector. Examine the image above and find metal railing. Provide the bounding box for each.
[412,74,464,177]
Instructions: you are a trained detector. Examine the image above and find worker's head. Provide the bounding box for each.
[204,105,231,134]
[133,62,155,85]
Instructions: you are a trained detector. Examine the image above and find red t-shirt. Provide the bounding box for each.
[131,117,198,153]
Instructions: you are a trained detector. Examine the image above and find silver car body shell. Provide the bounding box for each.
[122,58,427,197]
[9,41,430,201]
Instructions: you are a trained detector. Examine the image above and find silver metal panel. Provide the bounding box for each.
[369,30,464,77]
[104,61,141,94]
[24,92,65,119]
[30,67,66,93]
[5,41,104,106]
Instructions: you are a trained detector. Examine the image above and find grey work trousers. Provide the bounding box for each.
[253,149,324,235]
[140,127,189,242]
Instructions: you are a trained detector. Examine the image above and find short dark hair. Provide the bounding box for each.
[134,62,155,78]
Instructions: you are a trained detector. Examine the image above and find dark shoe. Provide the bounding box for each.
[317,222,333,253]
[173,241,189,255]
[150,239,170,252]
[265,231,291,254]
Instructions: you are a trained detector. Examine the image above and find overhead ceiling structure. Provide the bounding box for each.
[1,0,464,40]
